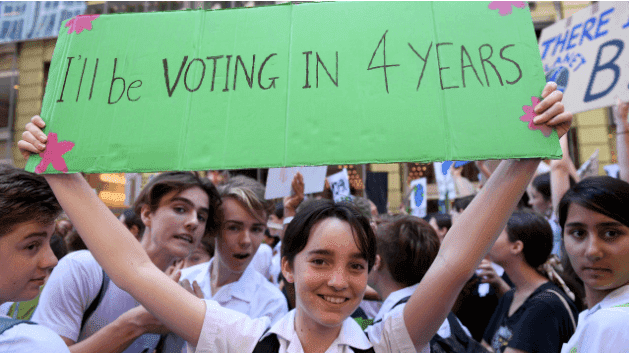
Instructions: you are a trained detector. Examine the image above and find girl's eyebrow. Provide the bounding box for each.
[22,232,48,240]
[307,249,365,260]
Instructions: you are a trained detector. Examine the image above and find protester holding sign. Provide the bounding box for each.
[0,165,70,353]
[31,171,222,353]
[18,81,572,353]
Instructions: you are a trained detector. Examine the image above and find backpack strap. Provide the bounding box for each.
[252,330,281,353]
[0,317,35,335]
[545,289,576,331]
[80,269,110,333]
[445,312,470,344]
[372,296,411,325]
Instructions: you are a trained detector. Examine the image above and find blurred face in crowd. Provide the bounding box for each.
[428,217,447,242]
[141,187,209,260]
[283,218,368,331]
[527,184,551,216]
[215,197,266,275]
[183,242,212,268]
[0,221,57,304]
[563,203,629,303]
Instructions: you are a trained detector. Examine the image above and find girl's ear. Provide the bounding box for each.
[281,256,294,283]
[140,204,152,229]
[511,240,524,255]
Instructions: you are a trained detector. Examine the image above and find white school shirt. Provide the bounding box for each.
[0,314,71,353]
[367,284,467,352]
[561,284,629,353]
[270,241,282,286]
[188,301,423,353]
[179,258,288,324]
[249,243,274,280]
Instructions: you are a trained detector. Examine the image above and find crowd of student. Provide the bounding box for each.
[0,83,628,353]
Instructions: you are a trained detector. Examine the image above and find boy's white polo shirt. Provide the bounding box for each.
[561,284,629,353]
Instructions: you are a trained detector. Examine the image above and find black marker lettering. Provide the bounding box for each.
[259,53,278,90]
[316,52,338,87]
[206,55,224,92]
[302,51,312,89]
[108,58,126,104]
[127,80,142,102]
[76,57,88,102]
[223,55,232,92]
[184,58,206,92]
[460,45,483,88]
[57,56,74,102]
[436,42,458,90]
[367,30,400,94]
[163,56,188,97]
[89,58,99,100]
[408,42,432,90]
[499,45,522,85]
[479,44,503,87]
[233,55,255,90]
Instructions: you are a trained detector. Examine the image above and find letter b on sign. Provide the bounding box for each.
[584,39,624,103]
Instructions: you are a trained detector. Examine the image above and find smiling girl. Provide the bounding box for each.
[19,82,571,353]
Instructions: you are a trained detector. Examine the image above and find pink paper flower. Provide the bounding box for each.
[520,97,552,138]
[35,132,75,173]
[65,15,100,34]
[488,1,526,16]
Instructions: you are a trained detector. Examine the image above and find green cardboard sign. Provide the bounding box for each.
[26,1,560,174]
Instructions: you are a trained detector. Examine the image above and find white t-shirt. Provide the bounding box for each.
[179,258,287,324]
[0,314,70,353]
[269,241,282,286]
[561,284,629,353]
[32,250,160,353]
[249,243,273,280]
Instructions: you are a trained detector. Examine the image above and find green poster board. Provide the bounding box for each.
[26,1,559,174]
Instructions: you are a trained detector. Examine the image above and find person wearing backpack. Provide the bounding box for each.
[31,171,222,353]
[482,211,578,353]
[0,165,70,353]
[367,215,489,353]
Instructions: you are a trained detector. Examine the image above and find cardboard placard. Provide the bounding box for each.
[264,166,327,200]
[539,2,629,113]
[26,1,558,174]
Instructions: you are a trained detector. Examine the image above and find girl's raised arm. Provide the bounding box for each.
[402,82,573,348]
[19,119,205,345]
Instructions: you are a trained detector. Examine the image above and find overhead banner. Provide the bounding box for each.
[26,1,559,174]
[539,2,629,114]
[0,1,86,44]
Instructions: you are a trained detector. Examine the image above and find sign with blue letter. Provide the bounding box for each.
[538,2,628,113]
[0,1,86,44]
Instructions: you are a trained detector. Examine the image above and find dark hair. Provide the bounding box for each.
[376,215,440,287]
[505,210,553,268]
[65,229,88,252]
[122,208,145,236]
[351,196,372,219]
[274,202,284,219]
[134,172,222,237]
[558,176,629,230]
[532,173,551,202]
[452,194,475,212]
[429,213,452,231]
[50,233,69,260]
[199,234,215,257]
[281,200,376,272]
[0,165,62,237]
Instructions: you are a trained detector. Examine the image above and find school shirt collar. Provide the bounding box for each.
[266,309,372,351]
[583,284,629,318]
[196,258,259,303]
[373,283,418,323]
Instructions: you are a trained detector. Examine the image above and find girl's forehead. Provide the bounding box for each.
[303,218,360,253]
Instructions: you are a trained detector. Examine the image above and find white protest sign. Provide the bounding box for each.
[410,178,427,218]
[433,162,456,201]
[604,163,620,178]
[327,169,351,203]
[539,2,629,114]
[577,149,600,179]
[265,166,328,200]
